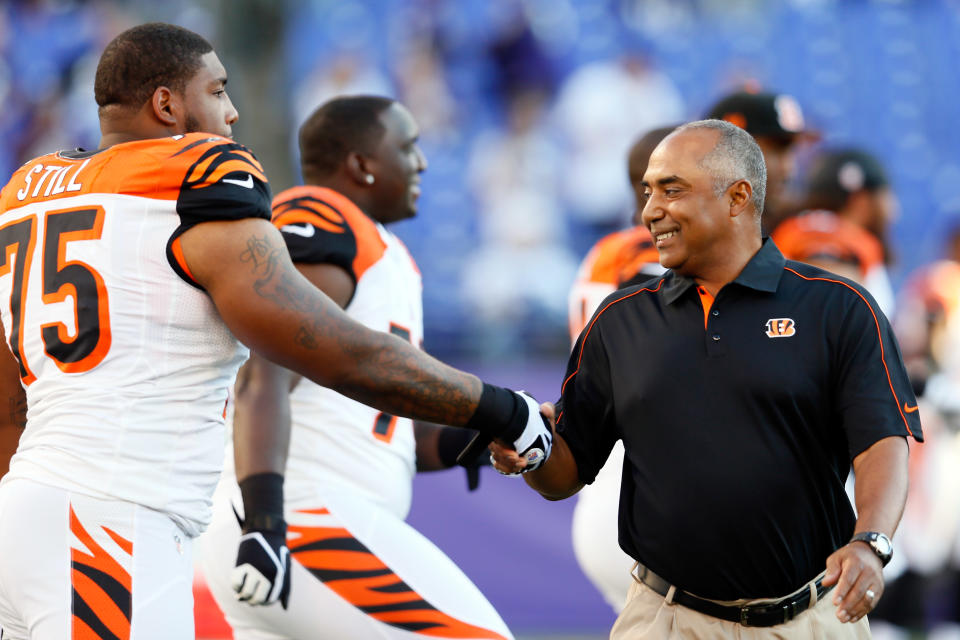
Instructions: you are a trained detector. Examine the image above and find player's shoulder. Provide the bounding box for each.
[273,185,359,231]
[578,226,657,284]
[774,210,877,249]
[158,132,266,187]
[272,185,387,275]
[159,133,271,223]
[273,186,382,245]
[773,209,884,274]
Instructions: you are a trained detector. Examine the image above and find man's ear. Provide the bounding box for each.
[151,86,178,127]
[345,152,373,186]
[728,179,754,219]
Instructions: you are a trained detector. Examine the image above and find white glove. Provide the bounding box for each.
[509,391,553,472]
[232,529,291,607]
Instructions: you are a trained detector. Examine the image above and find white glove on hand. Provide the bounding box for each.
[232,529,291,608]
[509,391,553,473]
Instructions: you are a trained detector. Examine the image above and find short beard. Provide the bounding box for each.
[184,113,201,134]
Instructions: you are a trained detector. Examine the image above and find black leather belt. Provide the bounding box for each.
[634,562,834,627]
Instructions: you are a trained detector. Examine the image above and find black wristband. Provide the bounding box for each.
[437,427,490,468]
[238,472,285,533]
[465,383,528,443]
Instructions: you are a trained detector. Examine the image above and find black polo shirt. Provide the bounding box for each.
[558,238,922,600]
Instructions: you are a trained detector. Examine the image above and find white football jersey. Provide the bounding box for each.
[0,134,273,537]
[270,186,423,518]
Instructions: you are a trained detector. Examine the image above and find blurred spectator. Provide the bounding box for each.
[0,0,105,180]
[394,38,458,142]
[554,52,684,253]
[895,257,960,415]
[461,87,576,355]
[485,3,556,104]
[706,90,813,234]
[805,149,899,266]
[291,52,393,138]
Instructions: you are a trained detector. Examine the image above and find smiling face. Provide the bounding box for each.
[640,128,741,277]
[179,51,238,138]
[366,103,427,223]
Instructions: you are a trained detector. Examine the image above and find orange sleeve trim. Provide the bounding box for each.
[783,267,915,438]
[557,279,665,425]
[169,236,196,282]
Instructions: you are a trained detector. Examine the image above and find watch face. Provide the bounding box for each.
[875,534,893,556]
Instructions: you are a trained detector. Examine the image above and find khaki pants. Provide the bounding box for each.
[610,569,872,639]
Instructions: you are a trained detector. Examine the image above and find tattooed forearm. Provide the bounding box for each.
[336,330,483,426]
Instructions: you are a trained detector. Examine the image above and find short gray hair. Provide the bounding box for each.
[674,119,767,222]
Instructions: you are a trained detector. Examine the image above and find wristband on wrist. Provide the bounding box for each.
[464,383,528,443]
[238,472,285,533]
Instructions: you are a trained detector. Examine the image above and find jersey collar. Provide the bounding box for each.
[661,237,786,304]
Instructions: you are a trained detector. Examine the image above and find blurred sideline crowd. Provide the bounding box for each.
[6,0,960,636]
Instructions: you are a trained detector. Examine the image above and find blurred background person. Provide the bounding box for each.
[461,86,577,357]
[805,150,899,265]
[774,149,897,316]
[554,50,685,255]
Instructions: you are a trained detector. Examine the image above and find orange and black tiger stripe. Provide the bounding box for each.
[289,508,508,639]
[272,193,348,235]
[272,186,387,281]
[178,141,268,191]
[69,506,132,640]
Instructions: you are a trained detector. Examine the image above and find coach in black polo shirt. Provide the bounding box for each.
[492,120,921,638]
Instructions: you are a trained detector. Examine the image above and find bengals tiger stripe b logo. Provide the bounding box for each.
[765,318,796,338]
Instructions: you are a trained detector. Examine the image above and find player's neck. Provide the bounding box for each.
[98,108,180,150]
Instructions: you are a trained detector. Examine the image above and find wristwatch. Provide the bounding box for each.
[851,531,893,567]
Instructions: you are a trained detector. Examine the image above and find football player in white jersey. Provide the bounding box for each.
[0,24,551,640]
[199,96,514,640]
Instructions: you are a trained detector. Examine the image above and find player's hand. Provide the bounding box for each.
[490,400,555,475]
[823,541,884,623]
[232,526,292,608]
